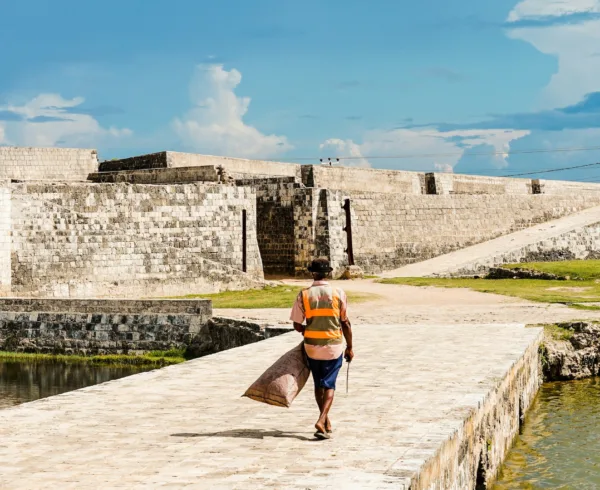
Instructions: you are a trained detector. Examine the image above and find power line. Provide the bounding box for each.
[501,162,600,178]
[273,144,600,162]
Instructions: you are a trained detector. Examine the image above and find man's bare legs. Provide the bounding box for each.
[314,388,333,432]
[314,387,335,434]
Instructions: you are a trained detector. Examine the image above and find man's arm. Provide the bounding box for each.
[341,319,353,362]
[290,292,305,334]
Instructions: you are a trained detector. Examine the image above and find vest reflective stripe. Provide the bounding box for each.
[303,330,342,340]
[302,286,343,346]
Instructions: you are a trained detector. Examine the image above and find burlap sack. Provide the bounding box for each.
[243,342,310,408]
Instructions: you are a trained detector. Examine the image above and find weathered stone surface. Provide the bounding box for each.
[384,205,600,278]
[0,298,211,355]
[235,179,300,275]
[0,180,10,293]
[543,322,600,381]
[331,192,600,274]
[88,166,221,184]
[340,265,365,279]
[303,165,424,195]
[184,316,292,358]
[7,181,263,297]
[486,267,567,280]
[431,172,533,195]
[0,147,98,181]
[99,151,302,178]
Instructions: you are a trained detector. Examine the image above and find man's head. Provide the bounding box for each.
[308,258,333,281]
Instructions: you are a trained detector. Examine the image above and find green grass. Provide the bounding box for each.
[0,349,186,366]
[527,323,575,341]
[379,277,600,306]
[170,285,379,309]
[503,260,600,280]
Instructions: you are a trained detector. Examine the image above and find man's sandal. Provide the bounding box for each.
[314,431,331,440]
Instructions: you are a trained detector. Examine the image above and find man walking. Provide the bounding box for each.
[290,258,353,440]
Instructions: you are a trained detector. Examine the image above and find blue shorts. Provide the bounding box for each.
[306,354,344,390]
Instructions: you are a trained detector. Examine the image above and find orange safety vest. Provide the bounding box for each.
[301,285,343,347]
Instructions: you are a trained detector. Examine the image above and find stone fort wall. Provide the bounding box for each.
[6,147,600,291]
[301,191,600,274]
[0,180,10,294]
[7,182,263,298]
[0,298,211,354]
[0,147,98,181]
[99,151,301,179]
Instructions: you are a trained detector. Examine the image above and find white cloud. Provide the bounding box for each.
[508,20,600,109]
[172,64,292,159]
[319,128,529,172]
[0,94,132,147]
[507,0,600,22]
[507,1,600,109]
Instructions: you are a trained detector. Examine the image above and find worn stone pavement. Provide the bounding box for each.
[0,324,541,489]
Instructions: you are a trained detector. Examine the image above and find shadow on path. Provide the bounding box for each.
[171,429,316,442]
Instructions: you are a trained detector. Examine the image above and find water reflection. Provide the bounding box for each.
[0,361,151,409]
[494,378,600,489]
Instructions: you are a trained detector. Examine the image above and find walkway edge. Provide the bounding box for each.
[390,326,544,489]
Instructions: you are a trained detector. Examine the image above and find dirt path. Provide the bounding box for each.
[215,279,600,326]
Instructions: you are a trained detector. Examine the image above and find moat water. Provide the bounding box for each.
[0,360,152,409]
[494,377,600,489]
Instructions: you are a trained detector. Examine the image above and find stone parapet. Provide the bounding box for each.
[0,298,211,354]
[0,147,98,181]
[99,151,301,178]
[88,166,221,184]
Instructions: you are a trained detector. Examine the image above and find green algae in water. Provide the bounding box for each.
[494,378,600,489]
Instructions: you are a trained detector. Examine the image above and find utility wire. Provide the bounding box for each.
[273,144,600,162]
[501,162,600,178]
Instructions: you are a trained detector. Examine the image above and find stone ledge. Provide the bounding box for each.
[0,298,211,315]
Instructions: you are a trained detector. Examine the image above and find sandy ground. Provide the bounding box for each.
[215,279,600,326]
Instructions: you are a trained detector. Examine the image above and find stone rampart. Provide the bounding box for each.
[99,151,301,178]
[535,178,600,195]
[0,181,10,294]
[0,147,98,181]
[430,173,532,195]
[8,182,263,297]
[327,192,600,273]
[0,298,293,356]
[0,298,211,354]
[302,165,425,194]
[88,166,220,184]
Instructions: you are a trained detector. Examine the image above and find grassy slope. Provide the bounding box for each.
[503,260,600,280]
[380,277,600,306]
[171,285,378,309]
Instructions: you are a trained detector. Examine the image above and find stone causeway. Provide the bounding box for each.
[0,324,542,489]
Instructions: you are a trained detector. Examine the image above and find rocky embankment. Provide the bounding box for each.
[184,317,292,358]
[541,322,600,380]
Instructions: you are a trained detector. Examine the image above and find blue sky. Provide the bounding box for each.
[2,0,600,180]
